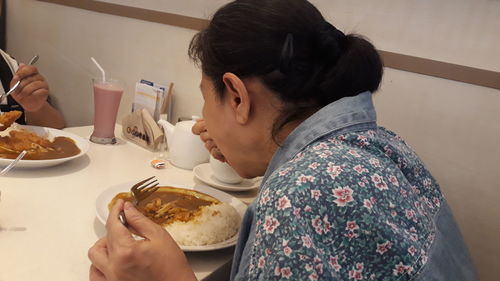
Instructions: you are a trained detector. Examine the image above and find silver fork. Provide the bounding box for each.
[0,150,27,176]
[0,55,39,102]
[118,176,159,227]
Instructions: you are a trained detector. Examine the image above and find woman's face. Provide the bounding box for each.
[199,73,243,172]
[199,72,279,178]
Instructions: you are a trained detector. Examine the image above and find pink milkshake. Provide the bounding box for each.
[90,78,124,144]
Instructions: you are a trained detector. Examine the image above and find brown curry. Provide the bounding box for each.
[0,110,80,160]
[109,186,219,226]
[0,130,80,160]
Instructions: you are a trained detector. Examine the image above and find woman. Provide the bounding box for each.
[0,49,65,128]
[88,0,477,280]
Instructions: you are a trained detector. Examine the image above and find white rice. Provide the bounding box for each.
[165,202,240,246]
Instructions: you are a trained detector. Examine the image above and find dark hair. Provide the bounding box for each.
[189,0,383,140]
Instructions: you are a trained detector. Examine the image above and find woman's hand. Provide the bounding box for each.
[192,119,226,162]
[88,199,197,281]
[10,64,50,112]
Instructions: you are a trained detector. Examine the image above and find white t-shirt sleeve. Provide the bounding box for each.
[0,49,19,105]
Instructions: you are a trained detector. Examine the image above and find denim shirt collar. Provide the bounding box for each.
[262,91,377,182]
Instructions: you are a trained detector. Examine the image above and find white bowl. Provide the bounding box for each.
[209,156,243,184]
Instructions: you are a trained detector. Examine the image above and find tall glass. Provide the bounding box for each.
[90,78,124,144]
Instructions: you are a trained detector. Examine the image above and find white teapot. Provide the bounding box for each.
[158,116,209,170]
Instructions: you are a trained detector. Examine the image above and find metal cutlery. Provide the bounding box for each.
[0,55,39,102]
[0,150,27,176]
[118,176,160,227]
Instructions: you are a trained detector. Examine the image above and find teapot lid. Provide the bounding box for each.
[175,116,201,131]
[176,120,195,130]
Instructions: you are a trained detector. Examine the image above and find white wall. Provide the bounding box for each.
[99,0,500,71]
[7,0,203,127]
[313,0,500,72]
[374,68,500,281]
[6,0,500,280]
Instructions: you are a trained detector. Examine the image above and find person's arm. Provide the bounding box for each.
[10,64,65,129]
[88,199,197,281]
[24,101,65,129]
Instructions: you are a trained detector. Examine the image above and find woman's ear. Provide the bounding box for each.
[222,72,250,124]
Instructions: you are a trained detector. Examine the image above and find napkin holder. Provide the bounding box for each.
[122,109,164,151]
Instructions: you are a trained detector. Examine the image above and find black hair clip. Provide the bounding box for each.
[279,33,294,74]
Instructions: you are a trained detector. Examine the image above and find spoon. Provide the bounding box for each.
[0,55,39,102]
[0,150,27,176]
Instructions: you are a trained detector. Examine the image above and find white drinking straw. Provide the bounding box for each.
[90,57,106,82]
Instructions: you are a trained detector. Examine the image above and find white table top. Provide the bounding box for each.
[0,125,258,281]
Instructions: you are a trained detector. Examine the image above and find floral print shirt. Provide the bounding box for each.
[230,92,474,281]
[248,127,442,280]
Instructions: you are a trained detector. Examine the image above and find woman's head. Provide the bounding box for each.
[190,0,383,176]
[190,0,383,131]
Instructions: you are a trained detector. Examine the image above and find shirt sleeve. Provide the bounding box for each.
[0,49,19,73]
[0,49,17,103]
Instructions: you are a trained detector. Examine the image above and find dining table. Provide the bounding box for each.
[0,125,259,281]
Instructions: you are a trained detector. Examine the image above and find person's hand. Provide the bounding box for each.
[88,199,197,281]
[192,119,226,162]
[10,64,49,112]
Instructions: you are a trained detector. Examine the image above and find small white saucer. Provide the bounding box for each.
[193,163,261,192]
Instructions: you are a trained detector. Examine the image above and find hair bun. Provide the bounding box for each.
[316,22,345,65]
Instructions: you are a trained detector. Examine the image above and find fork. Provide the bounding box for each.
[0,55,39,102]
[0,150,27,176]
[118,176,159,227]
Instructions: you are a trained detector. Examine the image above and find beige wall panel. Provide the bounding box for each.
[375,68,500,281]
[312,0,500,72]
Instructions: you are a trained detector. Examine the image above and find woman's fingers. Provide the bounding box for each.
[106,199,135,250]
[122,201,163,239]
[204,139,215,151]
[88,199,197,281]
[199,131,211,142]
[17,73,44,89]
[191,119,206,135]
[8,63,49,111]
[88,238,109,277]
[14,80,49,100]
[13,65,39,81]
[10,65,40,88]
[89,265,107,281]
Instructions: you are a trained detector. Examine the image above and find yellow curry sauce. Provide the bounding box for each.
[109,186,219,226]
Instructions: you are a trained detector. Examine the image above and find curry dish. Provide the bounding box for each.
[0,111,22,131]
[109,186,220,226]
[0,111,81,160]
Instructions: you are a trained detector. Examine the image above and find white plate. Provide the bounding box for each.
[95,181,247,252]
[0,125,90,168]
[193,163,261,192]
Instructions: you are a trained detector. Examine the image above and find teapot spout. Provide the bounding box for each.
[157,119,175,149]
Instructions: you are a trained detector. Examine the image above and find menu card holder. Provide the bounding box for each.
[121,108,164,151]
[132,80,173,122]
